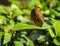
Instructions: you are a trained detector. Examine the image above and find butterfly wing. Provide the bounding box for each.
[30,7,44,27]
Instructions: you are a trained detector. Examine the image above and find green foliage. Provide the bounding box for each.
[0,0,60,46]
[48,19,60,45]
[4,33,12,44]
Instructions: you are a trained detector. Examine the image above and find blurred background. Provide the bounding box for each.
[0,0,60,46]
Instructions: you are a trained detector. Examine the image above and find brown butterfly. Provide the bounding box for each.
[30,7,44,27]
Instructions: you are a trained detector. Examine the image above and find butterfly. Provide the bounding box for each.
[30,7,44,27]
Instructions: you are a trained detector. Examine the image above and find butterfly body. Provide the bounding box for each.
[30,7,44,27]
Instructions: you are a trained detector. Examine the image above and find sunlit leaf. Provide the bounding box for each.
[0,16,6,25]
[48,27,55,38]
[4,33,12,44]
[14,41,23,46]
[36,0,42,8]
[20,38,27,43]
[0,5,7,13]
[37,35,45,42]
[13,22,50,30]
[53,38,60,45]
[11,4,22,17]
[50,9,60,17]
[23,36,34,46]
[53,20,60,36]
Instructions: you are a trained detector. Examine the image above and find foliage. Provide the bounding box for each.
[0,0,60,46]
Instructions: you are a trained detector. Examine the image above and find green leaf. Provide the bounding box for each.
[14,41,23,46]
[13,22,50,30]
[23,36,34,46]
[0,32,4,45]
[20,37,34,46]
[4,33,12,44]
[4,20,15,32]
[9,20,15,26]
[28,39,34,46]
[4,25,13,32]
[11,4,22,18]
[37,35,45,42]
[53,37,60,45]
[0,16,6,25]
[0,5,7,13]
[4,7,13,19]
[36,0,42,8]
[20,38,27,44]
[8,0,20,5]
[50,9,60,17]
[44,9,50,15]
[27,0,36,9]
[42,22,50,29]
[17,16,30,22]
[53,20,60,36]
[48,27,55,38]
[13,23,40,30]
